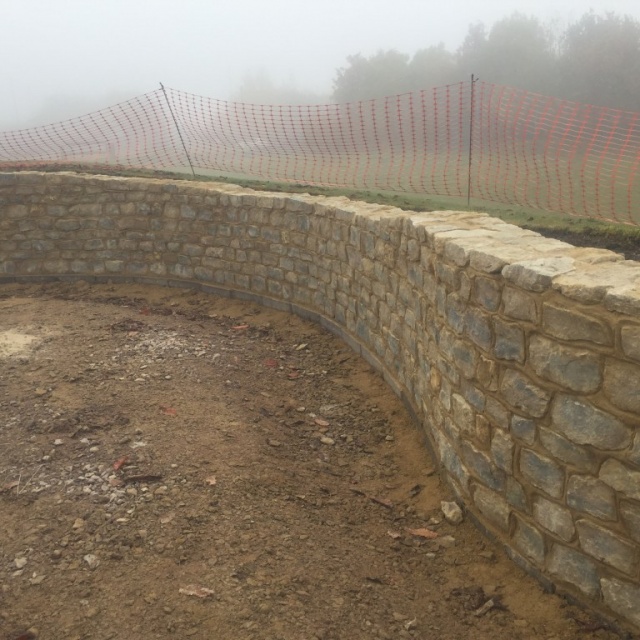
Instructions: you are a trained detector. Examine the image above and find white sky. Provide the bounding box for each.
[1,0,639,128]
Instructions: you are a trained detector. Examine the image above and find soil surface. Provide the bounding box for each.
[0,282,633,640]
[523,226,640,262]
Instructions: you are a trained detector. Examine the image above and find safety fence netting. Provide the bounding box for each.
[1,82,639,225]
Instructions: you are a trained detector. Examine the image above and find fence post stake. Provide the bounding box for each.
[467,74,478,207]
[159,82,196,179]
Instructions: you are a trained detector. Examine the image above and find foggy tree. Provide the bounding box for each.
[457,13,557,94]
[330,12,640,111]
[332,50,412,102]
[558,12,640,110]
[409,44,459,89]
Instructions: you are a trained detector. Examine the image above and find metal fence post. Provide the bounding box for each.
[467,74,478,207]
[159,82,196,179]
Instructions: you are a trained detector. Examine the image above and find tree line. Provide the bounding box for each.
[332,12,640,111]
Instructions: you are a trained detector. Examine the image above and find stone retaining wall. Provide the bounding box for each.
[2,171,640,630]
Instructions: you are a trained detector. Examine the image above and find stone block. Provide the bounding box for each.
[476,355,499,391]
[451,339,478,379]
[446,294,466,334]
[511,415,536,445]
[473,276,501,311]
[473,415,491,447]
[55,219,81,231]
[576,519,638,575]
[105,260,124,273]
[534,496,576,541]
[567,476,616,521]
[513,516,545,565]
[602,359,640,414]
[493,318,525,363]
[599,459,640,501]
[464,307,492,351]
[551,394,631,450]
[520,449,564,498]
[491,430,514,473]
[502,287,537,322]
[434,430,470,491]
[620,324,640,363]
[601,578,640,628]
[542,302,612,345]
[502,257,575,292]
[501,369,551,418]
[548,544,600,597]
[461,441,505,491]
[485,396,510,430]
[461,381,485,411]
[472,484,510,531]
[620,501,640,543]
[539,428,599,474]
[528,335,602,393]
[5,204,28,219]
[506,477,528,511]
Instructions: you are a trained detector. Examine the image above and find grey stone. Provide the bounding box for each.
[601,578,640,628]
[630,434,640,468]
[603,359,640,414]
[567,476,616,521]
[539,427,599,474]
[472,484,510,531]
[576,519,638,575]
[446,294,466,334]
[493,318,525,363]
[511,415,536,445]
[503,287,537,322]
[548,544,600,597]
[5,204,29,218]
[528,335,602,394]
[620,501,640,543]
[533,496,575,541]
[460,381,485,411]
[506,477,528,511]
[451,339,478,380]
[460,441,505,491]
[451,393,475,436]
[542,303,612,345]
[599,459,640,501]
[464,307,492,351]
[434,430,470,491]
[491,431,514,473]
[55,219,81,231]
[485,396,510,430]
[473,276,501,311]
[104,260,124,273]
[620,324,640,363]
[513,516,545,565]
[501,369,551,418]
[551,394,631,450]
[520,449,564,499]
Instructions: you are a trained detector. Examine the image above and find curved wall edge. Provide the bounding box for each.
[2,172,640,631]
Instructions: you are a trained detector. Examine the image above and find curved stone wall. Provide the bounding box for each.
[2,171,640,630]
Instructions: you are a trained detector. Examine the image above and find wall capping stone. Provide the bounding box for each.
[2,171,640,632]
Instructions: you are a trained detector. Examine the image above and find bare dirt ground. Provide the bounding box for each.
[0,282,633,640]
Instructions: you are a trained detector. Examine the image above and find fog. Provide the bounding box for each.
[1,0,639,130]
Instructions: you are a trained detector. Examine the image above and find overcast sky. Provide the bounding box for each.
[1,0,639,129]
